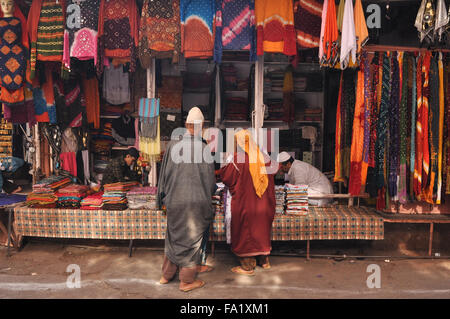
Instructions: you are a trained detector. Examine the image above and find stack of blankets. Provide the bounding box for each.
[293,76,307,91]
[285,184,309,216]
[267,69,285,92]
[26,176,72,208]
[267,98,284,120]
[275,185,286,214]
[303,108,322,121]
[55,184,90,208]
[102,182,139,210]
[222,64,238,90]
[126,186,158,210]
[212,183,225,215]
[81,192,104,210]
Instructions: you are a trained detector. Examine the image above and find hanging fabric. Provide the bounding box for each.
[398,53,409,204]
[339,0,356,70]
[293,0,323,50]
[320,0,338,67]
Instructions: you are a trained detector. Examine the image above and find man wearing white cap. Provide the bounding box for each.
[157,106,216,292]
[277,152,333,206]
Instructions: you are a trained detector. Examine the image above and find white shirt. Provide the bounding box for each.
[288,160,333,195]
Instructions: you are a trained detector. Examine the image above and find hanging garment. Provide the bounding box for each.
[410,55,417,199]
[321,0,338,67]
[436,54,444,203]
[60,151,77,177]
[414,54,424,197]
[293,0,323,49]
[398,53,409,204]
[348,61,365,195]
[180,0,215,59]
[0,17,26,104]
[423,54,440,204]
[214,0,256,63]
[63,0,100,73]
[353,0,369,63]
[445,62,450,195]
[340,0,356,70]
[361,52,371,189]
[112,113,136,141]
[3,88,36,125]
[375,52,390,191]
[255,0,296,56]
[102,65,130,105]
[388,52,400,199]
[139,98,160,140]
[415,0,435,43]
[334,71,344,183]
[421,52,431,196]
[82,76,100,129]
[138,0,181,67]
[318,0,328,61]
[27,0,65,79]
[435,0,448,42]
[97,0,139,75]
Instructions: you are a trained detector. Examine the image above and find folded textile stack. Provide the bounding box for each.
[267,98,284,121]
[81,192,104,210]
[267,69,285,92]
[56,184,90,208]
[303,108,322,121]
[224,97,248,121]
[25,193,58,208]
[222,64,238,90]
[126,186,158,210]
[213,183,225,215]
[275,185,285,214]
[285,184,309,216]
[102,182,139,210]
[32,175,72,194]
[293,76,307,91]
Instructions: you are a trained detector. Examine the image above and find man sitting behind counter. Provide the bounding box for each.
[277,151,333,206]
[101,147,140,185]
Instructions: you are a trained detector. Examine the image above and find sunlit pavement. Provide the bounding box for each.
[0,241,449,299]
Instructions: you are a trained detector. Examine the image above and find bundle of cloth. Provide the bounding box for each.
[212,183,225,215]
[126,186,157,210]
[81,192,104,210]
[267,98,284,120]
[224,97,249,121]
[275,185,286,214]
[102,182,139,210]
[25,193,58,208]
[55,184,90,208]
[285,184,309,215]
[222,63,238,90]
[32,176,72,193]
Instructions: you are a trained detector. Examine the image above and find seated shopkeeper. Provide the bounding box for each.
[277,151,333,207]
[0,156,30,194]
[101,147,141,185]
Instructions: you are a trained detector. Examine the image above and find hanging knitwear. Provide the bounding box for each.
[348,61,365,195]
[63,0,100,73]
[3,87,36,125]
[398,53,409,204]
[36,0,65,62]
[214,0,256,63]
[255,0,296,56]
[139,0,181,67]
[375,52,390,191]
[97,0,139,75]
[180,0,215,59]
[294,0,323,49]
[334,71,344,183]
[388,52,400,198]
[423,54,440,204]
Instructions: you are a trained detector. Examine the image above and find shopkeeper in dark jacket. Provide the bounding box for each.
[101,147,140,185]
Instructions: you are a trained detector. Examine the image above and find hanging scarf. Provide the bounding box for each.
[421,52,431,194]
[353,0,369,64]
[321,0,338,67]
[436,53,445,203]
[435,0,449,43]
[318,0,328,62]
[414,54,424,197]
[283,65,295,124]
[424,54,440,204]
[388,52,400,198]
[445,60,450,195]
[398,53,409,204]
[339,0,356,70]
[334,71,344,183]
[343,69,356,182]
[368,53,380,168]
[361,52,371,187]
[235,129,268,198]
[348,54,366,195]
[375,52,390,191]
[410,55,417,199]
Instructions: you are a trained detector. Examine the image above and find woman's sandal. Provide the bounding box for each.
[179,280,205,292]
[159,276,172,284]
[230,266,255,276]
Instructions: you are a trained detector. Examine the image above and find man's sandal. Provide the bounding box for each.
[197,265,214,273]
[179,280,205,292]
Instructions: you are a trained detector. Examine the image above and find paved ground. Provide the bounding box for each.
[0,240,449,299]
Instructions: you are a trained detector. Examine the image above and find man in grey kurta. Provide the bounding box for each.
[157,107,216,292]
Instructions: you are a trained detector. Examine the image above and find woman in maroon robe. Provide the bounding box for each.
[219,130,276,275]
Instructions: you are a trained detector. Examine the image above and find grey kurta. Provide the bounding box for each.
[158,134,216,268]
